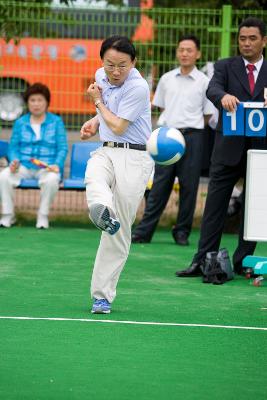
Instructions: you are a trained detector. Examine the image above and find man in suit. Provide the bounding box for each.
[176,17,267,277]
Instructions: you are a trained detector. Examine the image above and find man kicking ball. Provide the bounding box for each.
[80,36,154,314]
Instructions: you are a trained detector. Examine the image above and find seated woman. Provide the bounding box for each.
[0,83,68,228]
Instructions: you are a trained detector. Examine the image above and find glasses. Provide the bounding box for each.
[104,63,130,72]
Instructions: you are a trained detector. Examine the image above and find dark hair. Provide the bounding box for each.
[178,35,200,50]
[100,36,136,61]
[238,17,266,37]
[24,82,51,105]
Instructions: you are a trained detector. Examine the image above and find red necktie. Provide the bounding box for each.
[247,64,255,95]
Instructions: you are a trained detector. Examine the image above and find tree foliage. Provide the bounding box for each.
[0,1,67,42]
[216,0,266,9]
[154,0,267,8]
[1,0,266,43]
[0,0,126,43]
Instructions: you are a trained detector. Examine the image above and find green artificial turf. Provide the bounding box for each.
[0,226,267,399]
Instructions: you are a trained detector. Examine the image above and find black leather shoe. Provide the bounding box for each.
[234,267,243,275]
[131,233,151,244]
[234,262,246,275]
[175,262,202,277]
[172,231,189,246]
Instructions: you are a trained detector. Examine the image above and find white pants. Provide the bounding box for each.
[85,146,154,303]
[0,165,60,216]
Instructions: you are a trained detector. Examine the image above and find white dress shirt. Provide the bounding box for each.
[152,66,215,129]
[243,56,264,82]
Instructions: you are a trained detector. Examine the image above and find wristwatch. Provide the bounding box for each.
[95,99,102,108]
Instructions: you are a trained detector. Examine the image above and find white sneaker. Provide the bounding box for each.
[0,214,16,228]
[36,214,49,229]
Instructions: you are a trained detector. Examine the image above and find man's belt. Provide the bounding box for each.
[103,142,146,151]
[177,128,202,134]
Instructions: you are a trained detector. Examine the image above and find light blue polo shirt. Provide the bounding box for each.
[95,67,151,145]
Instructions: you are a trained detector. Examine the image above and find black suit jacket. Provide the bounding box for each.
[207,56,267,166]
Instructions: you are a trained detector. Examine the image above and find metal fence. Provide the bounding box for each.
[0,2,266,129]
[0,2,266,220]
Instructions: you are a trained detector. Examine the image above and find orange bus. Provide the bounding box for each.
[0,0,153,123]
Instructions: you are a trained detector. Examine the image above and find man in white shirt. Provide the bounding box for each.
[132,35,214,246]
[80,36,153,314]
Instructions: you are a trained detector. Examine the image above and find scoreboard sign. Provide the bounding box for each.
[223,102,267,137]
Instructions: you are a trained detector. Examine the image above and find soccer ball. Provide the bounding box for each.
[146,127,186,166]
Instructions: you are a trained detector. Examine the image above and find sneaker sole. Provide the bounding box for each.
[91,309,111,314]
[90,204,120,235]
[100,207,120,235]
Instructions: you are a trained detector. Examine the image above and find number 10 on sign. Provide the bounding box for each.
[223,103,267,137]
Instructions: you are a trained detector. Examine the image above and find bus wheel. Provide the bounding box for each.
[0,80,26,122]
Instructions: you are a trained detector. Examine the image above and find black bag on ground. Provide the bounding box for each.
[217,248,234,280]
[202,248,234,285]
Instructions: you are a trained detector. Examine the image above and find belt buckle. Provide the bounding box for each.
[108,141,114,148]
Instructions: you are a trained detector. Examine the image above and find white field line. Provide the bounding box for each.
[0,315,267,331]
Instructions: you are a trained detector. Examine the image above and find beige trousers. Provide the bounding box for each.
[0,165,60,216]
[85,146,154,303]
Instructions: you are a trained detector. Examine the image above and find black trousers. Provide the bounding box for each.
[192,150,256,271]
[133,130,204,240]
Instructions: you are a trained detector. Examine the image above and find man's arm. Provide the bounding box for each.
[87,82,129,135]
[95,102,130,135]
[207,60,239,113]
[80,115,100,140]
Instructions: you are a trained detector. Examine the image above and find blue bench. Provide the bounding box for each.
[63,142,102,190]
[0,140,102,190]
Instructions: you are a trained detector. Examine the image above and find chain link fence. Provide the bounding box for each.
[0,2,266,222]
